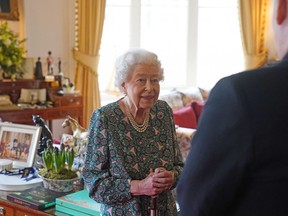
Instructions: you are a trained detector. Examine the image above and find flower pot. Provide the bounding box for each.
[63,86,75,94]
[39,176,80,192]
[2,72,11,80]
[1,66,18,80]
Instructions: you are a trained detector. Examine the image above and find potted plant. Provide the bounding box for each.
[0,22,26,80]
[37,143,79,192]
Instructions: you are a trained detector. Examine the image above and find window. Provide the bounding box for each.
[197,0,244,88]
[98,0,244,92]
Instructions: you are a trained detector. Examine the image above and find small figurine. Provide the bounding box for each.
[62,115,88,172]
[47,51,54,75]
[58,57,62,73]
[32,115,53,156]
[62,115,87,140]
[34,57,44,80]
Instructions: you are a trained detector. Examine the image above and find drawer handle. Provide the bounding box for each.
[0,206,5,215]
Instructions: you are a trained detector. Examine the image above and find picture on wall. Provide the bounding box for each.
[0,122,41,168]
[0,0,19,21]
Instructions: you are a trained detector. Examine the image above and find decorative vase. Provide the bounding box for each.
[39,176,80,192]
[2,72,11,80]
[2,72,17,81]
[63,86,75,94]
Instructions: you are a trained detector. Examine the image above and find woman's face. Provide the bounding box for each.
[122,64,161,110]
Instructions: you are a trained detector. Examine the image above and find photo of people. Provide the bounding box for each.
[0,130,32,163]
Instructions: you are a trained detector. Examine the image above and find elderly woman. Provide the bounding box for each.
[82,48,183,215]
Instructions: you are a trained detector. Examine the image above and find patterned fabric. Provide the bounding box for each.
[82,100,184,216]
[175,127,197,162]
[158,91,184,110]
[179,87,204,106]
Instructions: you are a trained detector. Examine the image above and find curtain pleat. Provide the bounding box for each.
[238,0,268,69]
[74,0,106,128]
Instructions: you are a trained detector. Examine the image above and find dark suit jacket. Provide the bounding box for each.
[177,55,288,216]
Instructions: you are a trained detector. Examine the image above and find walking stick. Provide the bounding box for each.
[150,196,158,216]
[150,164,165,215]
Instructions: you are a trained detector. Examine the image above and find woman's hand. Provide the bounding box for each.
[130,168,174,196]
[131,171,160,196]
[152,167,174,192]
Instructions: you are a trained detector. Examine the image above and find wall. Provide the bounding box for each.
[23,0,75,80]
[3,0,75,79]
[2,0,77,139]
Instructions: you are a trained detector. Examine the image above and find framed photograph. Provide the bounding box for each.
[0,0,19,21]
[0,122,42,168]
[20,57,35,79]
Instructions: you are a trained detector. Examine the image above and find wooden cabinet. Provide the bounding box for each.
[0,109,46,124]
[0,201,14,216]
[0,105,83,126]
[0,80,51,104]
[52,94,82,107]
[0,79,83,127]
[46,108,82,120]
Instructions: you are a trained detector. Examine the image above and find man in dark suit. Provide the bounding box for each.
[177,0,288,215]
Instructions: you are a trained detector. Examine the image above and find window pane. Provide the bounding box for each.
[141,0,188,88]
[197,1,244,89]
[98,0,244,94]
[98,0,130,91]
[199,0,237,7]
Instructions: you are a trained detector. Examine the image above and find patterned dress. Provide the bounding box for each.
[82,99,184,216]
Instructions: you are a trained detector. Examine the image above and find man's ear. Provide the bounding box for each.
[277,0,287,25]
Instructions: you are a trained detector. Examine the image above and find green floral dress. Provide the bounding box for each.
[82,99,184,216]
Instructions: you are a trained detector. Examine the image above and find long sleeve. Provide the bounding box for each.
[82,109,132,204]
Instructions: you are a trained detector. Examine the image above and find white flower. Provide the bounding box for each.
[6,59,12,66]
[0,22,26,76]
[3,38,11,47]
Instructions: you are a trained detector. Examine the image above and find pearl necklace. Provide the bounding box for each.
[124,101,149,133]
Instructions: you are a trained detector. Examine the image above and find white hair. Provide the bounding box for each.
[114,48,164,94]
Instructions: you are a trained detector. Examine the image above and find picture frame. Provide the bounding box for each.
[0,122,41,168]
[0,0,19,21]
[20,58,35,79]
